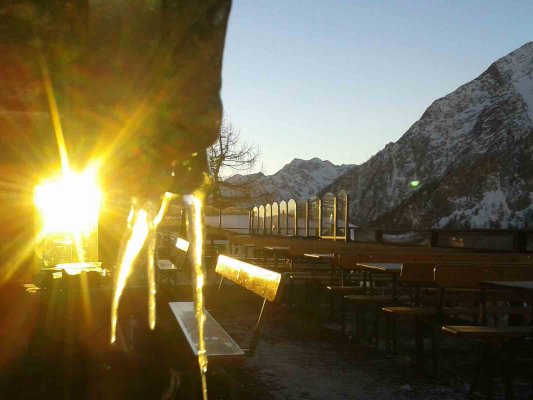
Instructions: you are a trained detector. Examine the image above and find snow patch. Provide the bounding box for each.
[496,42,533,121]
[436,189,532,228]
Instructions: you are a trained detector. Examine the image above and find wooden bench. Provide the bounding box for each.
[379,263,437,358]
[378,263,495,362]
[157,237,190,286]
[381,263,533,367]
[434,264,533,397]
[325,253,393,323]
[283,251,336,310]
[434,264,533,331]
[338,258,403,338]
[226,237,295,269]
[169,254,284,368]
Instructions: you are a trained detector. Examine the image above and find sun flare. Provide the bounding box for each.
[34,168,102,236]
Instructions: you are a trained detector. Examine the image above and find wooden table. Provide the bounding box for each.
[42,261,104,276]
[22,270,114,350]
[263,246,290,268]
[304,253,336,282]
[157,259,179,286]
[231,243,255,258]
[356,262,403,299]
[241,243,255,258]
[483,280,533,292]
[482,280,533,330]
[356,262,403,274]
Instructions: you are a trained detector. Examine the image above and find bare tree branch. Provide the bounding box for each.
[207,117,261,209]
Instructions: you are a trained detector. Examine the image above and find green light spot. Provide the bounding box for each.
[410,180,420,188]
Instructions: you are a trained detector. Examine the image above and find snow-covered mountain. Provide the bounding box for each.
[325,42,533,228]
[227,157,353,205]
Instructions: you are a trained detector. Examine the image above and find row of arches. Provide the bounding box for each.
[250,191,349,240]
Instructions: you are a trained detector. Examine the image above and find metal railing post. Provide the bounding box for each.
[305,200,310,237]
[345,194,350,241]
[318,199,322,237]
[333,196,338,241]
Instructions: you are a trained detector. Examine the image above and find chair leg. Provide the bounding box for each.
[415,316,423,367]
[305,281,311,309]
[391,313,397,356]
[289,277,295,305]
[486,342,494,400]
[373,311,381,349]
[504,341,516,400]
[185,370,201,400]
[312,282,322,321]
[431,324,439,378]
[385,313,392,354]
[341,296,346,334]
[329,290,334,322]
[354,304,362,339]
[359,305,367,340]
[470,341,493,399]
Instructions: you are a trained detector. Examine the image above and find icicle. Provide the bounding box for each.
[184,193,209,400]
[111,208,150,343]
[110,194,174,343]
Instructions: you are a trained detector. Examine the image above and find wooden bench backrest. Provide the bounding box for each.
[176,238,190,253]
[338,253,533,270]
[434,264,533,288]
[400,263,436,284]
[174,237,190,268]
[216,255,284,302]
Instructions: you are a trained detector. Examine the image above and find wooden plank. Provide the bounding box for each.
[442,325,531,338]
[304,253,334,260]
[157,259,177,271]
[344,294,394,304]
[400,263,436,284]
[357,263,402,274]
[483,280,533,292]
[339,253,533,270]
[169,302,245,360]
[176,238,190,252]
[434,264,533,289]
[216,255,283,302]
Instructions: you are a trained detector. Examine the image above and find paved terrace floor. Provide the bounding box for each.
[2,269,530,399]
[159,278,532,400]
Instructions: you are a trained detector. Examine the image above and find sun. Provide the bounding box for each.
[34,167,102,236]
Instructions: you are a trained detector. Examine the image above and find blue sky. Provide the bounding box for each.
[221,1,533,175]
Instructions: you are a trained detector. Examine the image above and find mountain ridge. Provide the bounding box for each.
[226,157,354,204]
[323,41,533,228]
